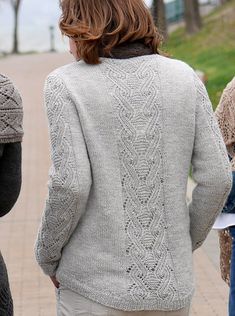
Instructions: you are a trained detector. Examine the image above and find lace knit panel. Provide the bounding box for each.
[0,74,23,143]
[102,59,177,303]
[35,75,80,275]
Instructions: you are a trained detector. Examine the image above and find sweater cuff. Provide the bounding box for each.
[0,135,23,144]
[38,262,58,277]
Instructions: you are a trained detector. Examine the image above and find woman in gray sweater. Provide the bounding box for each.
[35,0,232,315]
[0,74,23,316]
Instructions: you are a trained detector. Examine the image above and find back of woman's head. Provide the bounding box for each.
[59,0,161,64]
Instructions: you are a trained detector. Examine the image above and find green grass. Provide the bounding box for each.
[164,0,235,108]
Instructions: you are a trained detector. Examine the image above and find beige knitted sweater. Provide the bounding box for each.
[216,77,235,169]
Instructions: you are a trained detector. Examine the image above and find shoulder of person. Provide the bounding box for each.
[216,76,235,112]
[157,54,195,75]
[45,61,86,84]
[224,77,235,95]
[156,54,202,90]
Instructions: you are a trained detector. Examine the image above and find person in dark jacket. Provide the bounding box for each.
[0,74,23,316]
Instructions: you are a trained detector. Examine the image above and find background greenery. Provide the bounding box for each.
[165,0,235,109]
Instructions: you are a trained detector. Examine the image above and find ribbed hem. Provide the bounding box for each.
[0,135,23,144]
[57,271,194,312]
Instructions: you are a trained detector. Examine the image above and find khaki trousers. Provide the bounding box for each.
[56,287,190,316]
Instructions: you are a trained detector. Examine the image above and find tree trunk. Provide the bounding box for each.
[193,0,202,29]
[152,0,168,40]
[11,0,21,54]
[184,0,202,34]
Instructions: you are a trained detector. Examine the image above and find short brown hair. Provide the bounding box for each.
[59,0,161,64]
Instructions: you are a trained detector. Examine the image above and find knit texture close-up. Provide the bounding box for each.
[0,74,23,144]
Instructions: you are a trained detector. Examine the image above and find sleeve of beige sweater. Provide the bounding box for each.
[189,74,232,251]
[35,74,92,276]
[215,77,235,169]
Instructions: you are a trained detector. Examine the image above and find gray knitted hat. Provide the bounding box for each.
[0,74,23,143]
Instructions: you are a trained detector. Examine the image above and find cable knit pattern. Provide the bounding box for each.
[102,59,177,303]
[0,74,23,144]
[35,75,91,276]
[35,55,232,311]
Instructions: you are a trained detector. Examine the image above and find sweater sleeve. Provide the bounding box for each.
[0,143,22,217]
[189,74,232,251]
[35,74,92,276]
[0,74,24,143]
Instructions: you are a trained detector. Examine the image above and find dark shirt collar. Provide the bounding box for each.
[100,41,154,59]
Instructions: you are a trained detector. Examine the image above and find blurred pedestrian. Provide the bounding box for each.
[35,0,232,315]
[213,77,235,316]
[0,74,23,316]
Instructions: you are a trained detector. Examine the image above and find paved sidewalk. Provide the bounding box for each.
[0,53,229,316]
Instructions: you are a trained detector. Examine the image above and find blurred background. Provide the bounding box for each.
[0,0,234,105]
[0,0,66,53]
[0,0,234,315]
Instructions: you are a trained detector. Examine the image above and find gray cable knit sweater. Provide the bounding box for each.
[35,54,232,311]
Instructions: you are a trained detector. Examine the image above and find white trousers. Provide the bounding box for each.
[56,287,190,316]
